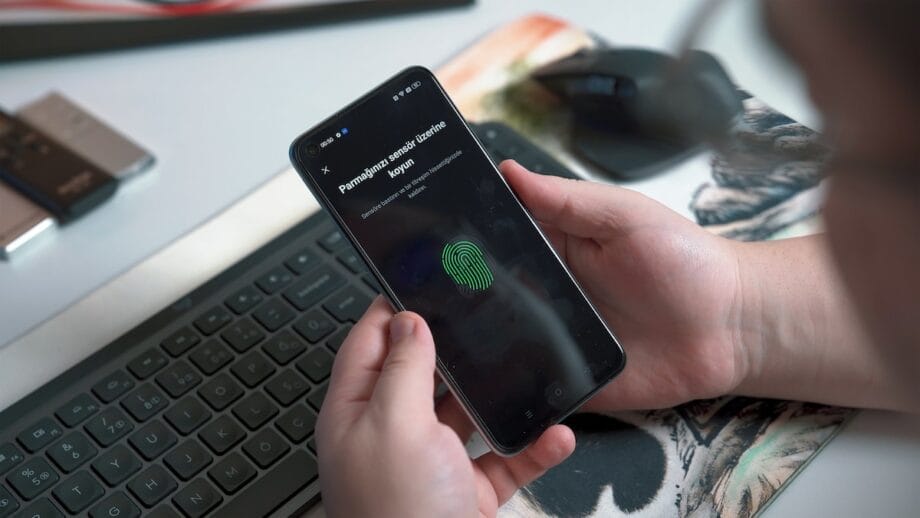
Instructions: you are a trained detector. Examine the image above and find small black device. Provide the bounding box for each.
[290,66,626,455]
[0,110,117,223]
[532,47,742,180]
[0,123,576,517]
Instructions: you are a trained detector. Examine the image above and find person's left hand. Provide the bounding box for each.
[316,296,576,518]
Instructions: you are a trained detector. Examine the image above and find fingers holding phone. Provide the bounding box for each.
[317,298,575,517]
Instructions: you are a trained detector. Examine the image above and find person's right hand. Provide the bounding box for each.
[501,160,748,412]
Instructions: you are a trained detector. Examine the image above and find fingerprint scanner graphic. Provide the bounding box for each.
[441,240,493,292]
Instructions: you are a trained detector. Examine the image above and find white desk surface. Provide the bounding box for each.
[2,1,919,516]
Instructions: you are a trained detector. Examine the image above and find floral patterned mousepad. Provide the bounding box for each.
[435,14,852,517]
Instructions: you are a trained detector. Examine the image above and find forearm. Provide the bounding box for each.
[732,234,912,411]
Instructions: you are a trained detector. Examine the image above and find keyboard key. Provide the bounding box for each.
[306,383,328,412]
[324,286,372,323]
[220,317,265,353]
[54,393,100,428]
[92,370,135,403]
[15,497,61,517]
[336,249,367,273]
[318,229,348,252]
[0,443,25,475]
[89,491,140,518]
[232,393,279,431]
[173,478,221,518]
[17,417,63,453]
[85,408,134,447]
[211,450,317,517]
[256,266,294,295]
[52,470,103,513]
[164,439,212,481]
[6,457,59,500]
[128,421,177,461]
[291,309,335,343]
[265,370,310,406]
[230,351,276,388]
[275,405,316,444]
[91,445,141,487]
[155,360,202,398]
[197,373,243,411]
[193,306,232,336]
[85,407,134,447]
[0,485,18,516]
[224,285,263,315]
[188,340,233,376]
[160,327,201,357]
[363,275,382,293]
[127,348,169,380]
[296,348,334,384]
[252,299,295,332]
[326,325,352,352]
[207,452,255,495]
[261,330,307,365]
[121,384,168,422]
[164,396,211,435]
[199,416,245,455]
[242,428,289,469]
[47,432,97,473]
[282,266,344,311]
[284,247,319,275]
[127,465,177,508]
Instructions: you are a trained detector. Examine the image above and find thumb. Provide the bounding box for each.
[500,159,640,239]
[372,312,437,415]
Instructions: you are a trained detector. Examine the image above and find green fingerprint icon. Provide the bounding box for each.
[441,240,493,292]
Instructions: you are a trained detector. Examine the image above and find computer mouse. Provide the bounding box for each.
[531,47,743,180]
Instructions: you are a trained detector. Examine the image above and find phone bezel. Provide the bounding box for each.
[289,66,626,456]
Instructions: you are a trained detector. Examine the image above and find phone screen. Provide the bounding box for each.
[290,67,625,454]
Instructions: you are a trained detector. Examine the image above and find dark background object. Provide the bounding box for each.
[0,0,473,62]
[531,47,742,181]
[0,110,117,223]
[471,121,579,180]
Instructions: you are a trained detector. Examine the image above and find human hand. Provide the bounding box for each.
[316,297,576,518]
[501,160,747,412]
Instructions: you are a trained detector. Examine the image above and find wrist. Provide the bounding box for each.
[728,239,767,397]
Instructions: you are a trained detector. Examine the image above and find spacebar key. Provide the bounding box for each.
[217,450,318,517]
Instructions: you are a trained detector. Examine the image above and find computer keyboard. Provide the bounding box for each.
[0,122,575,518]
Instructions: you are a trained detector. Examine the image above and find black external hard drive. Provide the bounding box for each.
[0,109,117,223]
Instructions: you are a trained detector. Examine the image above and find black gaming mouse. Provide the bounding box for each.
[532,47,743,180]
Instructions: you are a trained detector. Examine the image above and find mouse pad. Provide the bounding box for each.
[436,14,851,517]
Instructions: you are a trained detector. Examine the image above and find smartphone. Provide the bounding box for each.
[289,66,626,455]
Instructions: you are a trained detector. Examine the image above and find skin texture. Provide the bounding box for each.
[500,161,747,411]
[764,0,920,409]
[502,161,908,412]
[316,297,575,518]
[319,3,920,513]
